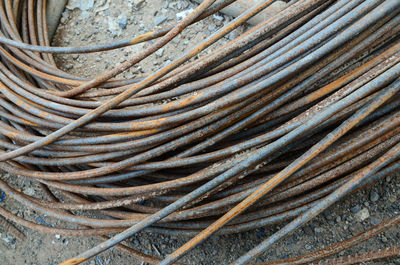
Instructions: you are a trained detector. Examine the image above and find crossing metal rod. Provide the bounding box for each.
[231,83,400,265]
[161,70,400,265]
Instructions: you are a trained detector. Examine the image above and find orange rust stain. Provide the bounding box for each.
[104,129,159,138]
[58,258,86,265]
[6,132,17,138]
[38,112,49,118]
[20,119,37,126]
[15,100,24,106]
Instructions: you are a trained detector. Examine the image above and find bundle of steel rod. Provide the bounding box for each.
[0,0,399,264]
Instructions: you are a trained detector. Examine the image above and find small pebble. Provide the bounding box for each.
[154,16,168,26]
[164,60,172,66]
[355,208,370,221]
[228,31,239,40]
[303,226,313,236]
[370,190,379,202]
[350,204,361,214]
[133,0,146,8]
[389,195,397,203]
[350,222,364,236]
[314,227,323,234]
[208,24,216,32]
[23,187,36,196]
[163,1,168,9]
[176,9,193,20]
[213,14,224,21]
[60,16,69,24]
[155,48,165,57]
[81,11,90,20]
[180,1,189,9]
[132,239,140,247]
[80,0,94,10]
[370,217,381,226]
[327,220,335,226]
[119,17,128,29]
[65,64,74,70]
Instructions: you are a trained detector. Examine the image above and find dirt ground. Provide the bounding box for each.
[0,0,399,264]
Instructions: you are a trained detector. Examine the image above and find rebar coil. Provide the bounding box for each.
[0,0,399,264]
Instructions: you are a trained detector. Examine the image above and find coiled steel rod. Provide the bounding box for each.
[0,0,398,264]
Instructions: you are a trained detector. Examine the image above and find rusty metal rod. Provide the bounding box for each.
[0,0,398,264]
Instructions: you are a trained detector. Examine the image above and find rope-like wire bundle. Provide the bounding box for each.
[0,0,399,264]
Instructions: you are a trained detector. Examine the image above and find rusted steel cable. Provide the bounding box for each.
[0,0,399,264]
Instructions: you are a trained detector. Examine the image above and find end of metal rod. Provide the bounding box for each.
[46,0,68,40]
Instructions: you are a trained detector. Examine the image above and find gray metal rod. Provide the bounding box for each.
[46,0,68,40]
[191,0,287,25]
